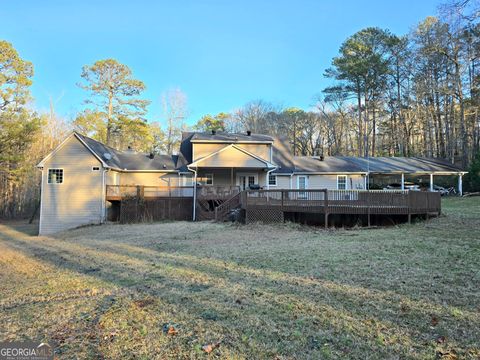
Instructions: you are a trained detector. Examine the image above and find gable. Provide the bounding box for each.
[39,134,102,168]
[191,145,270,168]
[193,142,271,162]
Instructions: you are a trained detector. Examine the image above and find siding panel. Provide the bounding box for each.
[39,137,103,235]
[193,143,271,161]
[292,174,365,190]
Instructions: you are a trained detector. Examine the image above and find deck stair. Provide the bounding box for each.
[214,192,242,222]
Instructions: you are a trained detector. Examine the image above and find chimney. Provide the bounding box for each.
[211,129,216,135]
[246,130,251,136]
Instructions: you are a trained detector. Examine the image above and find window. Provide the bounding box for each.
[268,174,277,186]
[205,173,213,186]
[92,166,100,171]
[337,175,347,190]
[238,174,257,190]
[298,175,308,199]
[48,169,63,184]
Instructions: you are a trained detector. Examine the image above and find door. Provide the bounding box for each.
[238,173,257,190]
[297,175,308,199]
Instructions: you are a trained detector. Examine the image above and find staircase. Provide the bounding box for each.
[214,192,242,222]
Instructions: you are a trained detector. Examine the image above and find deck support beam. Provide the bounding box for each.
[324,213,329,229]
[458,174,463,196]
[430,173,434,192]
[401,173,405,190]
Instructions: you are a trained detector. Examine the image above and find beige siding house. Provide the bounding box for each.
[38,135,105,234]
[37,130,465,234]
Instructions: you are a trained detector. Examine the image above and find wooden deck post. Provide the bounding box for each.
[458,174,463,196]
[367,190,371,227]
[324,189,329,229]
[407,191,412,224]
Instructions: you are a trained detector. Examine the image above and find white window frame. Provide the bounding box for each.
[47,168,64,184]
[92,166,100,171]
[205,173,214,186]
[337,175,348,190]
[297,175,308,199]
[297,175,308,189]
[268,173,277,186]
[237,173,258,190]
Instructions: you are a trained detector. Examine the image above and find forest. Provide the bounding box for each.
[1,0,479,219]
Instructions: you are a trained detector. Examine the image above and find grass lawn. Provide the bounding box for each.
[0,198,479,359]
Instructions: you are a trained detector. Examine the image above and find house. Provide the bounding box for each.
[37,130,466,234]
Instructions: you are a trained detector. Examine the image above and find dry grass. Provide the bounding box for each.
[0,198,479,359]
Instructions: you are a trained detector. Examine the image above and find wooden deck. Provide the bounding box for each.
[242,189,441,225]
[106,186,441,226]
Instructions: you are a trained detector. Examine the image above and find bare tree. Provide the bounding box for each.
[161,88,188,154]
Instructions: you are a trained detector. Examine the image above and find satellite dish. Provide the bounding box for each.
[103,152,112,160]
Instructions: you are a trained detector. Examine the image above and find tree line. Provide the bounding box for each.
[1,0,479,219]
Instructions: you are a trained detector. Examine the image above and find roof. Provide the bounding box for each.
[179,132,194,163]
[292,156,365,173]
[281,155,465,174]
[41,131,465,175]
[339,156,464,174]
[271,136,295,173]
[75,133,178,171]
[190,131,274,143]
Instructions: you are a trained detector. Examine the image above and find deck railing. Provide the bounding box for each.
[197,185,240,199]
[214,192,242,221]
[106,185,194,200]
[244,189,440,215]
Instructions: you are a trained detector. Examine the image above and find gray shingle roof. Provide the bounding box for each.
[191,132,274,142]
[284,156,464,174]
[292,156,365,173]
[76,132,464,174]
[76,133,178,171]
[339,156,463,173]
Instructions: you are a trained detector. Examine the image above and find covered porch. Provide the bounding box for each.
[369,171,466,195]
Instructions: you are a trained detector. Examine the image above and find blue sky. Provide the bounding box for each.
[2,0,440,125]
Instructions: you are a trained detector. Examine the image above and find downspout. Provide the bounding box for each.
[102,168,108,223]
[265,167,277,190]
[38,167,44,235]
[187,165,198,221]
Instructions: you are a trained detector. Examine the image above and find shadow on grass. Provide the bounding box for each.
[2,224,479,359]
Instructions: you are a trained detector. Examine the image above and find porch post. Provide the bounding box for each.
[458,174,463,196]
[401,173,405,191]
[430,173,434,192]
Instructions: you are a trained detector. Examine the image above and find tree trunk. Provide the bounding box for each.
[106,93,114,146]
[357,86,362,157]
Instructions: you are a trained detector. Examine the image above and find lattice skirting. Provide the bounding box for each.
[246,208,284,224]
